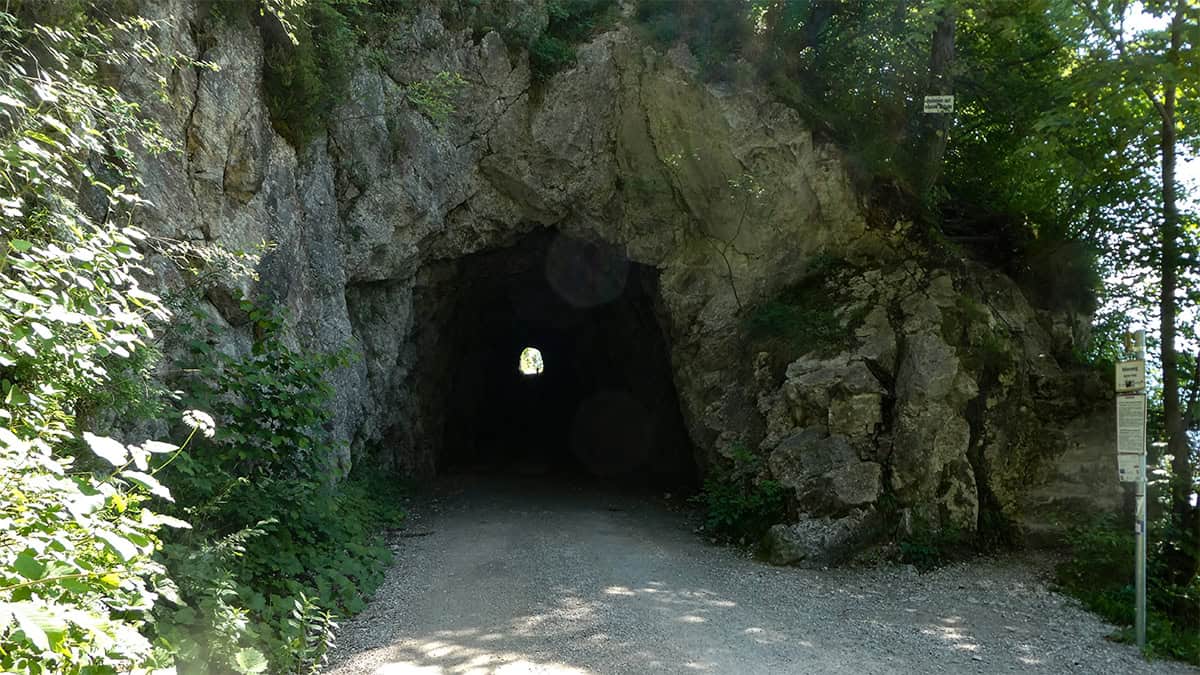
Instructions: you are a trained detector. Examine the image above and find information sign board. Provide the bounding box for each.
[1116,360,1146,392]
[1116,392,1146,482]
[923,95,954,113]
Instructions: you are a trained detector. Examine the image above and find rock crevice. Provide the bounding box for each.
[126,5,1119,561]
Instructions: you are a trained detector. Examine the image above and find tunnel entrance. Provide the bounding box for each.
[420,230,696,491]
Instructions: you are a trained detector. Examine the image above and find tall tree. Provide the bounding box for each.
[915,3,958,195]
[1076,0,1199,582]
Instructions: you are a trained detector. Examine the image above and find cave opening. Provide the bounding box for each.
[420,230,697,492]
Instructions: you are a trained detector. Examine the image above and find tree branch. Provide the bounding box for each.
[1074,0,1170,123]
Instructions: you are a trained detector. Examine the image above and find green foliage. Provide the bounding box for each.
[153,302,404,674]
[259,0,359,147]
[940,296,1013,377]
[0,4,213,671]
[405,71,467,124]
[636,0,751,80]
[529,0,617,81]
[897,523,968,572]
[695,444,788,545]
[1,4,402,672]
[529,34,577,81]
[746,256,858,360]
[1056,514,1200,664]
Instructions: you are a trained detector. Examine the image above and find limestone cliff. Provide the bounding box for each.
[120,1,1119,562]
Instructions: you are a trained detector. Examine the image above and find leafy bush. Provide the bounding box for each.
[406,71,467,124]
[897,523,969,572]
[259,0,359,147]
[1,5,404,673]
[0,5,217,672]
[1057,512,1199,664]
[746,256,858,361]
[529,33,577,81]
[695,445,788,544]
[529,0,616,81]
[635,0,751,80]
[153,302,405,674]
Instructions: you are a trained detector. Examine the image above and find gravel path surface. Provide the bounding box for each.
[325,477,1193,674]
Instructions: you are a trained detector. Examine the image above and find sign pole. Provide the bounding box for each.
[1132,331,1146,651]
[1117,329,1148,650]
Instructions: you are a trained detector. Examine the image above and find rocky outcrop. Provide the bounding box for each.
[755,259,1119,564]
[120,2,1120,561]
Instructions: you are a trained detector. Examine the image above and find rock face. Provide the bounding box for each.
[754,261,1122,563]
[122,3,1121,561]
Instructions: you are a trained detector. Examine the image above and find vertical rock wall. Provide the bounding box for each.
[121,2,1120,556]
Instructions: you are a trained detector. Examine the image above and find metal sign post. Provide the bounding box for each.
[1116,329,1147,650]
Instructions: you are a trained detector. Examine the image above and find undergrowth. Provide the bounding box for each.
[530,0,617,81]
[694,445,788,546]
[150,301,406,673]
[1056,514,1200,665]
[257,0,359,147]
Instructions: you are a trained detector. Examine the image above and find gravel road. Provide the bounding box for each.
[325,477,1193,674]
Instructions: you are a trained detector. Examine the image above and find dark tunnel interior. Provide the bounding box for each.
[432,231,697,491]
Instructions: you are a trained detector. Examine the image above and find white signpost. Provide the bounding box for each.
[923,95,954,113]
[1116,360,1146,392]
[1115,330,1147,650]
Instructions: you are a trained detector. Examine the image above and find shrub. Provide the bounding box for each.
[406,71,467,124]
[635,0,751,80]
[0,5,214,672]
[897,523,970,571]
[529,0,616,81]
[695,445,788,545]
[1056,513,1200,664]
[153,301,405,674]
[746,256,859,362]
[530,33,577,81]
[259,0,358,147]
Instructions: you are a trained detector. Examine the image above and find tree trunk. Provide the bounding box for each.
[916,4,957,196]
[1159,0,1197,585]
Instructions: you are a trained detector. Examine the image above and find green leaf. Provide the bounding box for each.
[121,470,173,501]
[234,647,269,674]
[8,239,32,252]
[6,602,67,652]
[4,384,28,405]
[12,552,45,581]
[82,432,127,466]
[95,530,138,561]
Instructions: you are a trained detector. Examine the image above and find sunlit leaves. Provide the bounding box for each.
[81,432,126,466]
[0,6,208,674]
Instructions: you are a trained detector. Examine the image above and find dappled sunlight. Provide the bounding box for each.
[742,626,794,646]
[324,486,1168,674]
[918,615,981,655]
[326,578,803,674]
[347,633,596,675]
